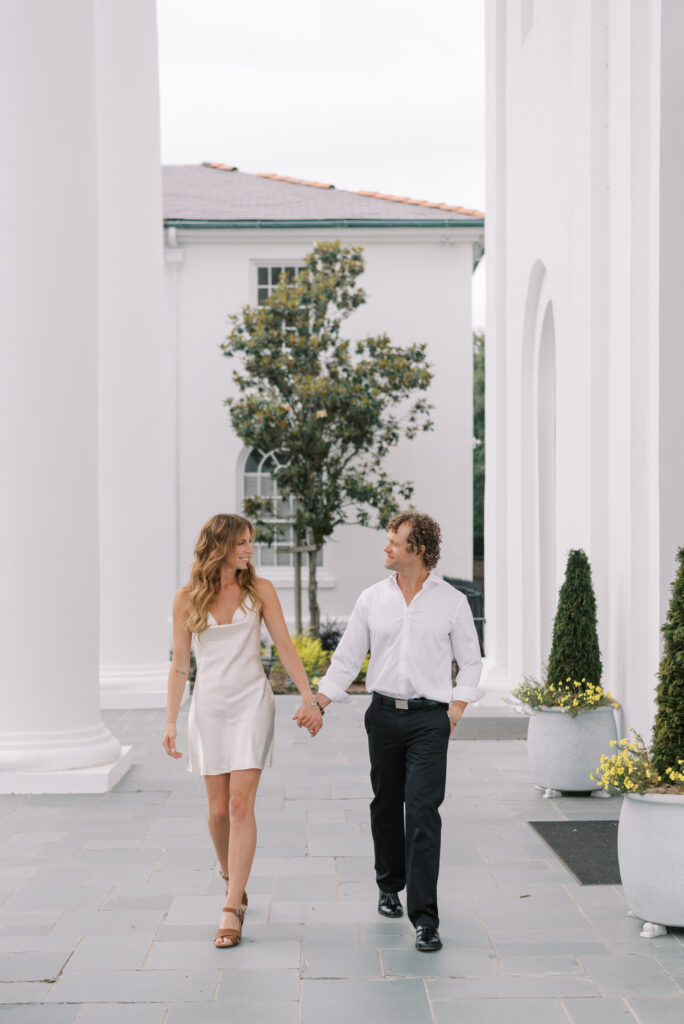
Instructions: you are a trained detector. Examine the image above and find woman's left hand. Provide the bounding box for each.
[293,704,323,737]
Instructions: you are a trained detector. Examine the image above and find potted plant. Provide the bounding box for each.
[508,549,619,797]
[593,548,684,938]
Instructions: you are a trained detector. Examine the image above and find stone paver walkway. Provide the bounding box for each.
[1,696,683,1023]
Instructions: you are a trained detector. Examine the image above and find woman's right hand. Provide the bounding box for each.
[162,723,183,759]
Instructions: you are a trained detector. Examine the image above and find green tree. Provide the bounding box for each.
[652,548,684,776]
[221,240,433,635]
[473,331,485,559]
[546,549,603,688]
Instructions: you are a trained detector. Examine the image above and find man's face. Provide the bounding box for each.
[383,522,424,573]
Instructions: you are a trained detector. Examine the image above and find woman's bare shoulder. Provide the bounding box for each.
[254,576,277,598]
[173,585,192,609]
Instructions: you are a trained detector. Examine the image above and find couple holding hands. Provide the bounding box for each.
[163,511,482,952]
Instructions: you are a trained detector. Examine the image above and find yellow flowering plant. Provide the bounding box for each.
[354,653,370,686]
[271,633,330,691]
[592,729,684,795]
[509,676,620,718]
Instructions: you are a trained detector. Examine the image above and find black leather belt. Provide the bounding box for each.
[372,692,448,711]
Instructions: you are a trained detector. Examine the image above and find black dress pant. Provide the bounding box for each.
[364,694,451,928]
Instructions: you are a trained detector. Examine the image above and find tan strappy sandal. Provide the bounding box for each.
[214,905,244,948]
[220,872,248,913]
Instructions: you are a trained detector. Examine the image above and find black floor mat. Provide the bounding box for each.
[528,819,621,884]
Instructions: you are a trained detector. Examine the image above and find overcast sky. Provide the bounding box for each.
[156,0,486,323]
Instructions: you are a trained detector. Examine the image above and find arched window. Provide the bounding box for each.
[244,448,294,567]
[243,448,323,568]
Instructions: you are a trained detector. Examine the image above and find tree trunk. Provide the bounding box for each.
[293,530,303,635]
[308,543,320,637]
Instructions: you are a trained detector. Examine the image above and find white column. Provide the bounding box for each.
[658,0,684,633]
[95,0,175,708]
[482,0,511,698]
[0,1,130,793]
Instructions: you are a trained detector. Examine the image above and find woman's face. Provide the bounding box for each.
[226,527,253,572]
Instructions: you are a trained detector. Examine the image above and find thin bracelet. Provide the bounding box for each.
[304,700,325,715]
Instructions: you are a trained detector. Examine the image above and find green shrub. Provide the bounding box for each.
[319,618,345,652]
[546,549,602,690]
[652,547,684,777]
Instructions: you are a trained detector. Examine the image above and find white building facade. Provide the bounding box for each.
[485,0,684,738]
[164,166,484,626]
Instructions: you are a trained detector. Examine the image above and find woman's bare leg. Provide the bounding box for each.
[204,773,231,877]
[206,769,262,945]
[224,769,261,941]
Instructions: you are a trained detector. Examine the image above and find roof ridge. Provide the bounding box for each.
[356,189,484,218]
[257,171,335,190]
[202,161,238,172]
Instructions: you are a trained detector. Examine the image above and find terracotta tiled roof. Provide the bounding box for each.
[257,172,335,190]
[356,190,483,218]
[163,164,484,224]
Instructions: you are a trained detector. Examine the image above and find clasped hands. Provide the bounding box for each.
[293,703,323,737]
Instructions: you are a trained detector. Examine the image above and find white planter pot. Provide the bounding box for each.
[618,792,684,935]
[527,705,618,793]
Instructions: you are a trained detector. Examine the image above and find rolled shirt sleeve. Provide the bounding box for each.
[317,593,371,704]
[450,599,483,703]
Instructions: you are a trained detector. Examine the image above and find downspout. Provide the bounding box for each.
[165,226,183,589]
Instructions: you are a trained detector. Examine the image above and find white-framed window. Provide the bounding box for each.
[256,263,304,306]
[243,447,323,568]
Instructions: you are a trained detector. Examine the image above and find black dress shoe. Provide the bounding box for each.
[377,890,403,918]
[415,924,442,951]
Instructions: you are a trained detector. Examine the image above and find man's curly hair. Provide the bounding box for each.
[387,512,442,571]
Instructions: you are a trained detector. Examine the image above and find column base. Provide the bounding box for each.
[99,663,188,709]
[0,745,133,795]
[476,658,513,707]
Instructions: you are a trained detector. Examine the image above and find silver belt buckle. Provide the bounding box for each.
[395,699,409,710]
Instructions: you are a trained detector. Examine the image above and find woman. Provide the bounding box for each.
[162,513,323,948]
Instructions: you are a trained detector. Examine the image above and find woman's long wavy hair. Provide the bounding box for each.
[186,514,259,635]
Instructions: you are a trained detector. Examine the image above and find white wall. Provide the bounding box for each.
[165,225,479,626]
[485,0,684,739]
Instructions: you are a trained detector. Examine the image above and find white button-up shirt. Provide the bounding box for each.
[318,573,482,705]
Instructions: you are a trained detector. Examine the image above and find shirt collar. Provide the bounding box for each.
[389,570,439,589]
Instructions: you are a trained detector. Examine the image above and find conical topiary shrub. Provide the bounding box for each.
[546,549,602,689]
[651,547,684,778]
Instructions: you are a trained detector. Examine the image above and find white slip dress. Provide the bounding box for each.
[187,599,275,775]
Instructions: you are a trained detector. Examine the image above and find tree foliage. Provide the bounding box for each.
[546,549,603,688]
[652,547,684,776]
[221,240,433,633]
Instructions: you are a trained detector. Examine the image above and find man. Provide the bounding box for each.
[313,512,482,951]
